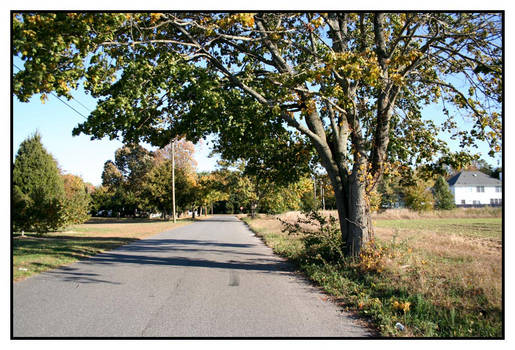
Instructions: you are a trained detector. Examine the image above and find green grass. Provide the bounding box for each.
[242,215,503,338]
[13,235,137,281]
[13,218,193,281]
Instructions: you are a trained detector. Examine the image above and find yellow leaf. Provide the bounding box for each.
[59,80,69,92]
[403,302,411,313]
[150,13,163,23]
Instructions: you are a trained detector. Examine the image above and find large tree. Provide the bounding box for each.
[13,12,502,255]
[13,132,67,233]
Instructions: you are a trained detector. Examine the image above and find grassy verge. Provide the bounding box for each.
[241,212,502,337]
[13,217,192,281]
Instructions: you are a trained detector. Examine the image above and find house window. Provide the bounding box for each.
[476,186,484,192]
[473,200,480,205]
[496,186,501,192]
[461,200,466,205]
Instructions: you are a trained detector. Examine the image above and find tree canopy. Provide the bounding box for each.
[13,12,502,255]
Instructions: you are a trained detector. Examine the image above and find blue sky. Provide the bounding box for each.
[12,77,220,186]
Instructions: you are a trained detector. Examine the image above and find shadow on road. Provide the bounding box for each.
[121,238,255,250]
[85,252,292,273]
[41,265,123,285]
[68,237,293,275]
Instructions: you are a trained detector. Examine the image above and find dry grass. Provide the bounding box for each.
[62,216,193,238]
[241,210,502,336]
[372,207,501,220]
[272,207,501,221]
[375,225,501,311]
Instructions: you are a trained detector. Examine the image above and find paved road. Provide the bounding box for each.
[13,215,370,337]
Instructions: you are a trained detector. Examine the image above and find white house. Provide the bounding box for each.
[447,170,502,206]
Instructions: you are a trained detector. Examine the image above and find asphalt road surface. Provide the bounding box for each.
[13,215,370,337]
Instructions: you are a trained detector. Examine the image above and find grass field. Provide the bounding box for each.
[13,217,193,281]
[241,209,502,337]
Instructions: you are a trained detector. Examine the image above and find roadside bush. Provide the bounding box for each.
[62,174,91,224]
[279,209,344,264]
[353,240,387,274]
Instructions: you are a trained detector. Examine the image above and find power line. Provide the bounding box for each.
[67,92,92,114]
[48,92,89,120]
[13,63,90,120]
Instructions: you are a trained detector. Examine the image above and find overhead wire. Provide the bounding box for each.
[13,63,90,120]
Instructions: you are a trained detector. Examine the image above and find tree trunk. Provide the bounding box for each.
[321,157,374,257]
[330,175,373,257]
[344,174,373,256]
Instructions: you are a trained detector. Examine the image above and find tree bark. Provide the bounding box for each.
[345,172,373,256]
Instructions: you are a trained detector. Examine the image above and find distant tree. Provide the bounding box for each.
[61,174,91,224]
[89,185,111,214]
[491,167,502,180]
[403,178,434,212]
[13,132,66,234]
[114,144,154,193]
[197,172,230,215]
[260,177,312,214]
[466,159,495,177]
[376,167,405,209]
[101,160,123,188]
[100,144,154,216]
[154,138,198,174]
[433,175,456,210]
[141,160,196,218]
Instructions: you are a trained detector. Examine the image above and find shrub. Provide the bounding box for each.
[353,240,387,274]
[62,175,91,224]
[279,209,344,264]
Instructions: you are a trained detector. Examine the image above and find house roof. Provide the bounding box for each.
[447,170,501,187]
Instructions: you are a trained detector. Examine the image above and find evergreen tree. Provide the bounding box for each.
[433,176,456,210]
[13,132,66,233]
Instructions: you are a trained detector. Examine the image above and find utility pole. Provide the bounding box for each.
[321,182,325,211]
[172,139,176,223]
[313,176,317,201]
